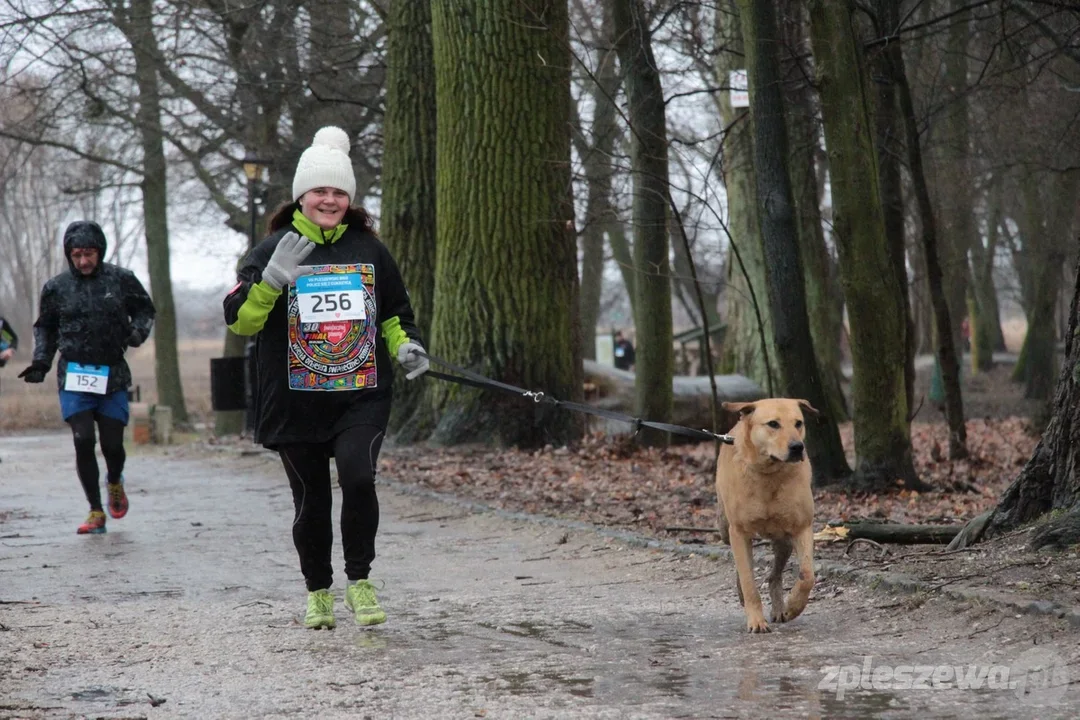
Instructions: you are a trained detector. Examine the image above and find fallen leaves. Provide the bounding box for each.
[813,526,851,543]
[383,417,1040,540]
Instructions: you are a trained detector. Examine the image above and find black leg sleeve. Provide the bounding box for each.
[68,411,102,511]
[96,415,126,483]
[333,424,385,582]
[279,444,334,591]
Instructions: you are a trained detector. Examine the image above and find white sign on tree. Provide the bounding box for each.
[730,69,749,108]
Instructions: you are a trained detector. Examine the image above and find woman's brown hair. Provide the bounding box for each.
[265,200,377,238]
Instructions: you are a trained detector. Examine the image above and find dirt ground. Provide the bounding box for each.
[2,432,1079,719]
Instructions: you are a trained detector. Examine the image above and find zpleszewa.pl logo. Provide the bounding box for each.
[819,648,1069,704]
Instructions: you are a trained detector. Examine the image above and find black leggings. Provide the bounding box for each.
[279,424,385,591]
[68,411,126,511]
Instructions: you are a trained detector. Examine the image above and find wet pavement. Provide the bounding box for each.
[0,432,1076,719]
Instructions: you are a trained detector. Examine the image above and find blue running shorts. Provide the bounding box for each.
[58,389,130,425]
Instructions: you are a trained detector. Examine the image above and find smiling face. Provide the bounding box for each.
[299,187,350,230]
[70,247,100,275]
[724,398,817,465]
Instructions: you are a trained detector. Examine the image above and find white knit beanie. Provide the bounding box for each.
[291,126,356,202]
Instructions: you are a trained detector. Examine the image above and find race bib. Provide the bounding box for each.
[296,273,366,324]
[615,347,625,358]
[288,263,379,392]
[65,363,109,395]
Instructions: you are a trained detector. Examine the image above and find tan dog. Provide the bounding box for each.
[716,398,817,633]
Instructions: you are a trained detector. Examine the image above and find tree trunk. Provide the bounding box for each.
[578,190,604,363]
[807,0,922,491]
[608,221,635,322]
[669,191,722,339]
[779,0,848,424]
[736,0,851,484]
[868,0,915,416]
[968,187,1006,368]
[715,1,776,395]
[382,0,437,437]
[426,0,581,448]
[122,0,188,425]
[968,243,1080,544]
[574,4,623,360]
[1012,173,1078,399]
[298,0,360,140]
[937,0,973,357]
[908,240,935,356]
[612,0,674,447]
[893,45,968,459]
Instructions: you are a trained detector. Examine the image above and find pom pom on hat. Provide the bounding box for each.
[292,126,356,202]
[312,126,350,154]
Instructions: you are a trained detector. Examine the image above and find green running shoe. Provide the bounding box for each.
[345,580,387,626]
[304,589,336,629]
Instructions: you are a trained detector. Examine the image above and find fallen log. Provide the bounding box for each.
[583,360,764,438]
[831,522,962,545]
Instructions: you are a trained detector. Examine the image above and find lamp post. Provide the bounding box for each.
[242,156,270,250]
[241,156,269,434]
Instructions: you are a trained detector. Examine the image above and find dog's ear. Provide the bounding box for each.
[796,399,820,417]
[723,401,757,417]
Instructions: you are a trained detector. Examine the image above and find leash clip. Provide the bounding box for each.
[523,390,545,404]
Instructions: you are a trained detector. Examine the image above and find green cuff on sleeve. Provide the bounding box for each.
[228,281,282,336]
[380,316,409,357]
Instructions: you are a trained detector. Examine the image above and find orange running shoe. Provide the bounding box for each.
[106,478,129,519]
[77,510,107,534]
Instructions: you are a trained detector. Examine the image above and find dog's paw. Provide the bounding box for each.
[746,616,771,633]
[771,608,786,623]
[780,607,803,623]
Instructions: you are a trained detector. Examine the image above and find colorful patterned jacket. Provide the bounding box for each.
[223,211,422,447]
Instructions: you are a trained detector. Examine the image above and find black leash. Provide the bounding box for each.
[417,351,734,445]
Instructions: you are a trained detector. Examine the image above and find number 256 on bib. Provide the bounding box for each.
[296,274,366,324]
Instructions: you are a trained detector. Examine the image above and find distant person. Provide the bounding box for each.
[19,221,156,534]
[0,314,17,368]
[0,313,18,464]
[613,330,636,371]
[223,126,428,630]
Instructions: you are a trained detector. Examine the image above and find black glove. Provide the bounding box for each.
[127,329,144,348]
[19,362,48,383]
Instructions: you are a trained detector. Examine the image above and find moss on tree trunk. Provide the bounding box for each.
[715,2,775,394]
[868,0,916,416]
[808,0,921,491]
[612,0,674,447]
[426,0,581,448]
[780,1,848,424]
[736,0,851,484]
[382,0,437,437]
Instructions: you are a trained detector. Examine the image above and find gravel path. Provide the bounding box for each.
[0,432,1075,719]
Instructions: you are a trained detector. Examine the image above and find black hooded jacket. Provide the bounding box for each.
[31,221,156,394]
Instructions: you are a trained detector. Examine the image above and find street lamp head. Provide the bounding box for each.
[242,156,269,182]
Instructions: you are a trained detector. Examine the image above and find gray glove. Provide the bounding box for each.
[397,341,429,380]
[262,231,316,291]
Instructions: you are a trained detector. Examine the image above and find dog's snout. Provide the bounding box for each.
[787,441,805,461]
